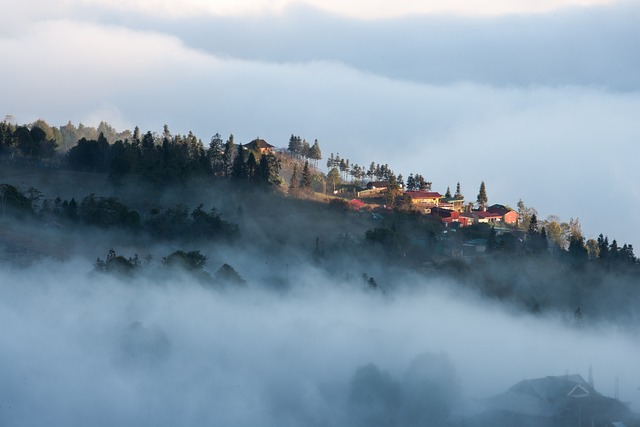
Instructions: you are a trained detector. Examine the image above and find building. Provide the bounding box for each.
[475,374,633,427]
[405,191,443,207]
[441,196,466,212]
[473,210,503,224]
[487,204,519,225]
[243,138,274,154]
[430,206,459,225]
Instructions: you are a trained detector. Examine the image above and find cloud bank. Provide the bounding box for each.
[1,259,638,426]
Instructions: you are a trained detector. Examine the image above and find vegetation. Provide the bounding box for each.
[1,117,639,326]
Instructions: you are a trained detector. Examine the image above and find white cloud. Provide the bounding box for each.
[4,0,617,22]
[1,11,639,246]
[1,263,639,426]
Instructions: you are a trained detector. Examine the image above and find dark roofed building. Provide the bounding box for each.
[366,181,389,190]
[487,204,519,225]
[475,374,634,427]
[243,138,274,154]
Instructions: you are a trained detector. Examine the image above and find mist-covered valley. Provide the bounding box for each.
[1,255,639,427]
[1,161,640,427]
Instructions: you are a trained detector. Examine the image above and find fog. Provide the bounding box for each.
[1,255,638,426]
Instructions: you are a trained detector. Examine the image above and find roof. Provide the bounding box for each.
[482,375,595,418]
[431,207,458,218]
[487,204,517,216]
[442,197,464,203]
[243,138,274,150]
[349,199,366,208]
[367,181,389,189]
[405,191,442,199]
[474,210,503,219]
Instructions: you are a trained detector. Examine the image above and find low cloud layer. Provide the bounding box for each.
[1,260,638,426]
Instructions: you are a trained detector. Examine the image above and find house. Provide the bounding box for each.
[430,207,459,225]
[441,196,465,212]
[367,181,389,190]
[476,374,633,427]
[487,204,519,225]
[243,138,274,154]
[474,210,503,224]
[458,212,476,227]
[405,191,442,207]
[357,181,389,198]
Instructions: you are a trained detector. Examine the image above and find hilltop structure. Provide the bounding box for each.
[474,374,633,427]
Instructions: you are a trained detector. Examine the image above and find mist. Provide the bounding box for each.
[1,254,638,426]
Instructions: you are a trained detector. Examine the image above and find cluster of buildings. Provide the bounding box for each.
[352,183,519,227]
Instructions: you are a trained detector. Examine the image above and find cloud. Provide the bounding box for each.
[15,0,615,20]
[2,2,640,247]
[2,16,639,245]
[0,260,638,426]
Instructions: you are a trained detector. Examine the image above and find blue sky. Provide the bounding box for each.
[1,0,640,246]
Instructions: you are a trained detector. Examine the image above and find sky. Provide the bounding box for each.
[1,0,640,246]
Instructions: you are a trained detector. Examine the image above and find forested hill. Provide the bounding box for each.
[0,119,639,329]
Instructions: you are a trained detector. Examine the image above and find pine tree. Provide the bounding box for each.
[308,139,322,168]
[301,161,312,190]
[454,182,463,200]
[222,134,236,178]
[231,146,246,180]
[477,181,488,209]
[445,186,451,198]
[289,164,299,193]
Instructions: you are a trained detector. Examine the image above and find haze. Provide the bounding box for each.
[1,256,638,426]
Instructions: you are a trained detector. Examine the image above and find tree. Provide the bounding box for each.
[597,234,609,261]
[288,134,302,158]
[477,181,488,210]
[300,160,312,190]
[568,233,588,262]
[585,238,599,259]
[162,250,207,270]
[406,174,416,191]
[289,164,299,193]
[207,133,225,176]
[384,174,403,208]
[308,139,322,168]
[326,152,336,170]
[247,152,259,182]
[327,167,340,194]
[231,144,246,180]
[454,182,463,200]
[222,134,236,177]
[215,263,246,286]
[444,186,451,198]
[544,216,566,249]
[258,152,281,187]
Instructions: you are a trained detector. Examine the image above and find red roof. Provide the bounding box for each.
[349,199,367,209]
[405,191,442,199]
[474,211,502,219]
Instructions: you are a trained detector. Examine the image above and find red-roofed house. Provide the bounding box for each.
[430,207,459,225]
[474,210,503,224]
[459,213,475,227]
[487,204,519,225]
